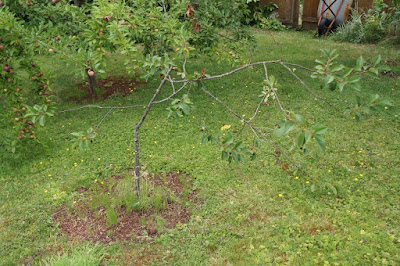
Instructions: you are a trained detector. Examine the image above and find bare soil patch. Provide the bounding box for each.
[70,76,140,102]
[54,172,198,243]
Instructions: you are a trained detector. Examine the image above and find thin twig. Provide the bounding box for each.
[282,62,315,72]
[171,60,281,83]
[168,75,176,93]
[183,53,187,74]
[263,63,287,117]
[92,108,114,134]
[58,81,188,113]
[57,104,144,113]
[200,86,311,178]
[280,62,345,115]
[248,97,266,122]
[153,81,189,104]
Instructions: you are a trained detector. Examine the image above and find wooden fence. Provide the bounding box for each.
[260,0,300,28]
[260,0,375,29]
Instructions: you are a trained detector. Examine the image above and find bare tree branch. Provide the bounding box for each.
[200,86,311,178]
[248,97,266,123]
[57,104,144,113]
[282,62,315,72]
[280,62,345,115]
[58,81,189,114]
[171,60,281,83]
[92,107,115,134]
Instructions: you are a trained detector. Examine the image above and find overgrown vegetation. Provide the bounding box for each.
[333,2,400,44]
[244,1,286,31]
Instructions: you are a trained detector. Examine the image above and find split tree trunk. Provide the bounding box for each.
[86,70,98,94]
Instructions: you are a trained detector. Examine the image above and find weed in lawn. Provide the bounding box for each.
[41,244,108,266]
[153,186,167,213]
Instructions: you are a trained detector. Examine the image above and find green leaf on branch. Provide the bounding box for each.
[315,135,326,152]
[313,125,328,135]
[274,121,296,137]
[355,56,364,72]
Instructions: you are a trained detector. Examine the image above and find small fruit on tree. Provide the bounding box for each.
[88,71,95,77]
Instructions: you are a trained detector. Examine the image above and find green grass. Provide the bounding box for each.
[1,30,400,265]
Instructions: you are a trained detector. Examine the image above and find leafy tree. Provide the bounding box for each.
[1,0,394,198]
[0,7,55,153]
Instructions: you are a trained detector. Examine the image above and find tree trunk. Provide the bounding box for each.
[73,0,84,7]
[86,71,98,94]
[132,67,173,196]
[134,124,140,196]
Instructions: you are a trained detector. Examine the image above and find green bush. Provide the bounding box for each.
[333,4,399,44]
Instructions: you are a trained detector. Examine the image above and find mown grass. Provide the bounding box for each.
[1,30,400,265]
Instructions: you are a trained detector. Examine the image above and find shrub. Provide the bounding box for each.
[333,3,399,44]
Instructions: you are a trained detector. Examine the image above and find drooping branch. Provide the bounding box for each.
[280,62,344,115]
[57,104,144,113]
[200,86,311,178]
[57,82,188,114]
[92,108,115,135]
[57,60,324,115]
[172,60,282,83]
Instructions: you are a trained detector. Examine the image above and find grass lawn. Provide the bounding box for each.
[1,30,400,265]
